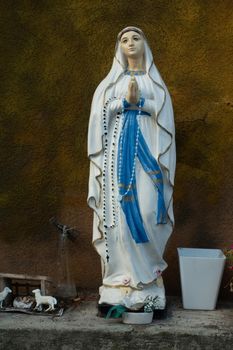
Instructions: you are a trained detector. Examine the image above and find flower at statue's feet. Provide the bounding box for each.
[122,276,131,286]
[144,295,160,313]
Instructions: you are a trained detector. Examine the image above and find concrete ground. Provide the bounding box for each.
[0,297,232,350]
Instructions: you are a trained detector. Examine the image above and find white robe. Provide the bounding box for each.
[88,30,176,309]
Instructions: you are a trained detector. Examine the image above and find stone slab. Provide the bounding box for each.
[0,297,232,350]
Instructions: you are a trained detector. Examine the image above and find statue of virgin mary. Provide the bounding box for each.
[88,27,176,311]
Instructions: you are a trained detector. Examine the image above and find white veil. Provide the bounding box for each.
[88,27,176,242]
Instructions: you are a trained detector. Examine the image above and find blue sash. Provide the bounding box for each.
[117,106,167,244]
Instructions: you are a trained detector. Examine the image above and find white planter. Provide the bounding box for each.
[122,311,153,324]
[177,248,226,310]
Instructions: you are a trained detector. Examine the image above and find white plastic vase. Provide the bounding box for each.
[177,248,226,310]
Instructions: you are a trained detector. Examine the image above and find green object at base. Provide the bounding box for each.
[105,305,127,319]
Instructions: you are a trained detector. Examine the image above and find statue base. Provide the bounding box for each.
[98,277,166,310]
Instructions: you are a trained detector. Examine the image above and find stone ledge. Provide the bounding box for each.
[0,298,232,350]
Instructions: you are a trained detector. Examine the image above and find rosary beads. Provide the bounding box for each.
[102,94,143,262]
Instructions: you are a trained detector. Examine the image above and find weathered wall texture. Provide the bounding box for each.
[0,0,232,298]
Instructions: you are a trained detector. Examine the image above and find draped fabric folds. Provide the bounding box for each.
[87,27,176,309]
[118,106,167,244]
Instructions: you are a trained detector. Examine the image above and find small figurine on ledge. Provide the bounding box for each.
[32,289,57,312]
[13,296,34,309]
[0,287,12,308]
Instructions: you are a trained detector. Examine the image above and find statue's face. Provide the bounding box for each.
[120,31,144,59]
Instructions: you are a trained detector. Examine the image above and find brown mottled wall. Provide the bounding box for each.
[0,0,232,298]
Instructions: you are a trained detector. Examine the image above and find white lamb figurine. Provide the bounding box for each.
[0,287,12,308]
[32,289,57,312]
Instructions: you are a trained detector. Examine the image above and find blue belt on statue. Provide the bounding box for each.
[124,109,151,117]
